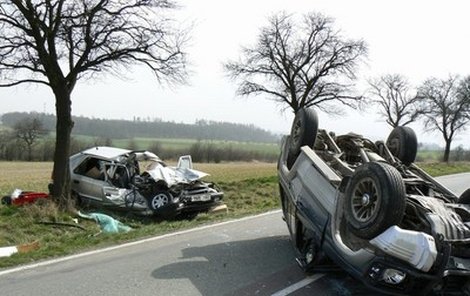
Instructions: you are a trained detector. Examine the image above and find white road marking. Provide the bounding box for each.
[0,210,282,276]
[271,273,325,296]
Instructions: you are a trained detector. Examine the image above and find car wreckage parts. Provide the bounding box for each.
[66,147,224,219]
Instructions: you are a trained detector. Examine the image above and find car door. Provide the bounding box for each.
[71,157,110,202]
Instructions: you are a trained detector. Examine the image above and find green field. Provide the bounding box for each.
[417,150,444,162]
[67,134,280,152]
[0,161,277,195]
[94,136,280,153]
[35,134,281,162]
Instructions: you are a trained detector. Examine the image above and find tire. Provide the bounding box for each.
[148,191,172,211]
[287,108,319,169]
[344,162,406,239]
[386,126,418,166]
[459,189,470,204]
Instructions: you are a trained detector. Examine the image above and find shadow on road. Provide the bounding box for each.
[151,235,298,295]
[150,234,380,296]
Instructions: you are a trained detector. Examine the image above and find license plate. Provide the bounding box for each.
[191,194,211,202]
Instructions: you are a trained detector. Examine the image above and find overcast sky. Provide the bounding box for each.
[2,0,470,147]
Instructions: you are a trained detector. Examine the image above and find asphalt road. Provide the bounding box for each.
[436,172,470,196]
[0,174,468,296]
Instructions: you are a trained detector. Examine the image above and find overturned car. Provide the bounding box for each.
[64,146,224,219]
[279,108,470,295]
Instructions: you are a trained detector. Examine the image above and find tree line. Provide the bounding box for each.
[0,112,279,162]
[0,131,278,163]
[1,112,279,143]
[0,114,279,162]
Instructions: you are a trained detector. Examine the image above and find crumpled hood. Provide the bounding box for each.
[146,161,209,187]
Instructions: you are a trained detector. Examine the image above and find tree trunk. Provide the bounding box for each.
[50,87,74,210]
[443,140,452,162]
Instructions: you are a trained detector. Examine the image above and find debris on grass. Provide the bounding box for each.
[1,189,49,206]
[0,241,40,258]
[78,211,132,234]
[36,221,87,231]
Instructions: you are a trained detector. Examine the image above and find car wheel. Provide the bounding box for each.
[148,191,172,211]
[287,108,318,169]
[344,162,406,239]
[386,126,418,166]
[459,189,470,204]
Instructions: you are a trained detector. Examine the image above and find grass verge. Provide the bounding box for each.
[417,162,470,177]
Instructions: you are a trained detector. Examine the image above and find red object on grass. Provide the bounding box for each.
[11,192,49,206]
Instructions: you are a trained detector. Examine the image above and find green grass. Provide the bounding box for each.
[66,135,280,153]
[417,162,470,177]
[417,150,443,162]
[113,137,280,153]
[113,137,194,150]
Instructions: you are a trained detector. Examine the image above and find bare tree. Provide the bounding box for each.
[368,74,421,128]
[417,75,470,162]
[14,117,48,161]
[225,12,367,114]
[0,0,188,208]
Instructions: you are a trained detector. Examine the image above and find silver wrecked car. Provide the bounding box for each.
[279,108,470,295]
[67,146,224,219]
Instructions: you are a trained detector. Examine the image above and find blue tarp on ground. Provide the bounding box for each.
[78,211,132,233]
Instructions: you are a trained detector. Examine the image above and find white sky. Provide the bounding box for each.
[1,0,470,147]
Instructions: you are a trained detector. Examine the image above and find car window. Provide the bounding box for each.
[74,157,106,181]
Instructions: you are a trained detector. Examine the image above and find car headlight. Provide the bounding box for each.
[368,264,407,285]
[382,268,406,285]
